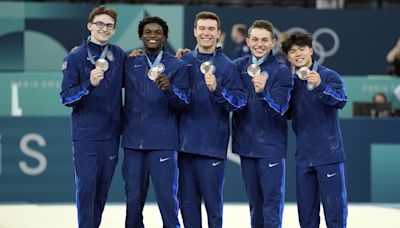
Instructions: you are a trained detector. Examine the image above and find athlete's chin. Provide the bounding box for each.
[199,43,215,51]
[253,52,267,58]
[294,63,306,68]
[146,46,162,53]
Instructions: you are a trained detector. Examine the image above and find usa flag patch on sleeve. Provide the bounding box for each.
[61,61,67,70]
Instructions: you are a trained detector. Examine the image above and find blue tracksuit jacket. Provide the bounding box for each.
[232,54,293,158]
[179,47,247,159]
[287,61,348,167]
[60,40,125,141]
[122,50,190,150]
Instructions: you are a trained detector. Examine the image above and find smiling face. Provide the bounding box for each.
[246,28,275,58]
[194,19,221,53]
[286,44,313,69]
[87,14,116,45]
[141,22,166,53]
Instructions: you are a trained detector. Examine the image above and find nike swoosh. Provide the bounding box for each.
[187,64,193,66]
[110,155,117,160]
[160,157,170,162]
[134,64,142,68]
[268,163,279,168]
[327,173,337,178]
[212,161,221,167]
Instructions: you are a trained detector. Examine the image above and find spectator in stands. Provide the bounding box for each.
[370,91,393,117]
[372,92,387,104]
[386,37,400,76]
[231,23,250,59]
[371,92,393,117]
[273,32,290,65]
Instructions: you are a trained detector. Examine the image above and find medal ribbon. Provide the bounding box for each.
[251,54,267,66]
[312,60,319,71]
[192,48,216,64]
[86,36,109,66]
[144,51,163,69]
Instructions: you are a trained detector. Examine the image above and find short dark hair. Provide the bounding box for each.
[281,32,313,54]
[88,5,118,25]
[194,11,221,29]
[248,20,274,38]
[138,16,169,39]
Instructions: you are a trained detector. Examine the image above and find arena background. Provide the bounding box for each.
[1,1,400,227]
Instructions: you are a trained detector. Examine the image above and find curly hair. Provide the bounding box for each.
[138,16,169,39]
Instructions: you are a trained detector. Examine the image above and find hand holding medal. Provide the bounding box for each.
[155,74,171,91]
[90,67,105,87]
[297,67,314,90]
[147,63,165,81]
[200,61,217,92]
[248,62,269,93]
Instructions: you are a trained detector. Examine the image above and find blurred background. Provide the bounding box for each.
[0,0,400,227]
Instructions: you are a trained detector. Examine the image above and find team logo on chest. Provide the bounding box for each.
[261,71,269,80]
[106,51,114,62]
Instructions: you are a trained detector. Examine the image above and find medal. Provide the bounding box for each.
[247,64,261,77]
[156,63,165,73]
[200,61,215,74]
[86,36,110,71]
[297,67,315,90]
[145,51,164,81]
[147,68,159,81]
[297,67,310,80]
[95,59,109,71]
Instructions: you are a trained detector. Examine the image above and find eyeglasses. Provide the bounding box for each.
[91,21,115,30]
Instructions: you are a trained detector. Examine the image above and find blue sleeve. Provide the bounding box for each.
[211,62,248,112]
[163,62,190,110]
[316,71,347,109]
[257,66,293,116]
[59,55,95,107]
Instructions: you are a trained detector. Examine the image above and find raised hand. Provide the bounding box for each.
[306,71,321,88]
[155,74,171,91]
[204,72,217,92]
[90,67,105,87]
[252,73,267,93]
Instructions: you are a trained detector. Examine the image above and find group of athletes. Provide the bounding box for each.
[60,5,348,228]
